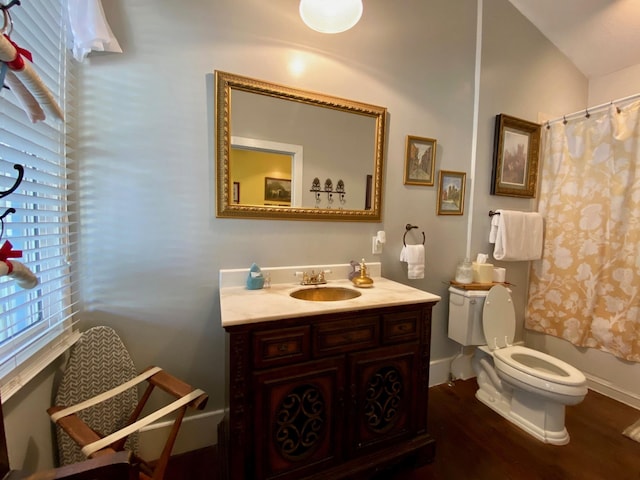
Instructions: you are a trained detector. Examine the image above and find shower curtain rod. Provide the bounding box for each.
[546,92,640,126]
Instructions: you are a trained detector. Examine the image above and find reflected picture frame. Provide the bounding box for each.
[491,114,541,198]
[404,135,437,186]
[264,177,291,204]
[437,170,466,215]
[232,182,240,204]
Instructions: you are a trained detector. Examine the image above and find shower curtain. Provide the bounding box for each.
[525,101,640,362]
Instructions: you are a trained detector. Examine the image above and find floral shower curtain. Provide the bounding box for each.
[526,101,640,362]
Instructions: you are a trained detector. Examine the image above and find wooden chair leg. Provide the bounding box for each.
[150,407,187,480]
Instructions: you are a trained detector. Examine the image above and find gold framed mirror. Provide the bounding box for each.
[215,71,387,221]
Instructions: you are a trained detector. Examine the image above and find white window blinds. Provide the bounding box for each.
[0,0,78,401]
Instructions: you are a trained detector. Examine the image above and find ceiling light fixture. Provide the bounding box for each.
[299,0,363,34]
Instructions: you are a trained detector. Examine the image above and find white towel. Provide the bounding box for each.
[492,210,543,261]
[489,214,500,243]
[68,0,123,62]
[400,244,425,279]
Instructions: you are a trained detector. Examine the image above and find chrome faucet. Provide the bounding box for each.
[295,269,331,285]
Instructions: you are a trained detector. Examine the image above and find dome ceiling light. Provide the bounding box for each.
[299,0,363,34]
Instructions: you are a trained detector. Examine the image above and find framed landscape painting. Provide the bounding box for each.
[491,114,541,198]
[404,135,437,186]
[437,170,466,215]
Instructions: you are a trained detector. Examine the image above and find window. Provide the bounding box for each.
[0,0,78,401]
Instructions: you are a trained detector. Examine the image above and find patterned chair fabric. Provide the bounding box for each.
[54,326,139,465]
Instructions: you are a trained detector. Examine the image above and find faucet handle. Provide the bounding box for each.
[295,271,310,285]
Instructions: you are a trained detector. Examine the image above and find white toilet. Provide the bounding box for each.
[448,285,588,445]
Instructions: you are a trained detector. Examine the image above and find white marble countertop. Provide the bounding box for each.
[220,266,441,327]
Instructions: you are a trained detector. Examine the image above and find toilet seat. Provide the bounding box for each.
[481,285,587,392]
[494,347,588,402]
[494,345,587,388]
[482,285,586,390]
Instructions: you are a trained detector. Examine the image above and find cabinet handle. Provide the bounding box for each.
[277,343,289,353]
[398,324,408,331]
[342,333,354,342]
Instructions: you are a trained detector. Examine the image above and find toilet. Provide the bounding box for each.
[448,285,588,445]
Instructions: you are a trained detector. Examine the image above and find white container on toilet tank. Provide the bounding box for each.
[448,286,489,345]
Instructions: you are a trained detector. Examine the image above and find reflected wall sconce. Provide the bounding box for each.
[299,0,363,34]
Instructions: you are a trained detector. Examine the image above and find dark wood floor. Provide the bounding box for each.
[167,378,640,480]
[385,379,640,480]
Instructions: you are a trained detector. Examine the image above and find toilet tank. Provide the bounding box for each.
[448,286,489,346]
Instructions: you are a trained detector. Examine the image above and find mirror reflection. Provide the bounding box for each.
[215,71,387,221]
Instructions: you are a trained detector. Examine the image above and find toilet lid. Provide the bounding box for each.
[482,285,515,350]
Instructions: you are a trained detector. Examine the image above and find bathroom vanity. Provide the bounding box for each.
[218,265,440,480]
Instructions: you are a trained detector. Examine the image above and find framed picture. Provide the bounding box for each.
[364,174,372,210]
[491,114,541,198]
[264,177,291,204]
[232,182,240,204]
[437,170,466,215]
[404,135,437,186]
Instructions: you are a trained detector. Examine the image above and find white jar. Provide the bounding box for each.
[455,258,473,284]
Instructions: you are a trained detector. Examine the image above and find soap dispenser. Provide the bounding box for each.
[246,263,265,290]
[351,258,374,288]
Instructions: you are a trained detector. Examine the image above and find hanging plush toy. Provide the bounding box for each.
[0,164,38,289]
[0,4,63,122]
[0,240,37,289]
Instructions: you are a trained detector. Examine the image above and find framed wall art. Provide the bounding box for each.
[404,135,437,186]
[437,170,466,215]
[491,114,541,198]
[264,177,291,204]
[232,182,240,204]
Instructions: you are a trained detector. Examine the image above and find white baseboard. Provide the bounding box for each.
[429,349,477,386]
[429,356,454,387]
[138,409,224,460]
[585,373,640,410]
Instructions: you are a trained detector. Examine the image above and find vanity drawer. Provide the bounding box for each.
[253,326,310,368]
[382,309,420,344]
[313,315,379,356]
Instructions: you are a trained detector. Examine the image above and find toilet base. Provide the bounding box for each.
[475,384,570,445]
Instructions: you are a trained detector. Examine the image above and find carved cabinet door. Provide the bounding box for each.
[348,344,419,456]
[252,357,345,480]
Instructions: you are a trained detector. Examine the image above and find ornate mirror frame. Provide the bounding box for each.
[215,70,387,221]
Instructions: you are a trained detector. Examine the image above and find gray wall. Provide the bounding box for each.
[4,0,595,472]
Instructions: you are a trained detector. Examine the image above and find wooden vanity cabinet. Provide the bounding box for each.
[218,302,437,480]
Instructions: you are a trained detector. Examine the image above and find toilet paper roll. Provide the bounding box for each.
[492,267,506,283]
